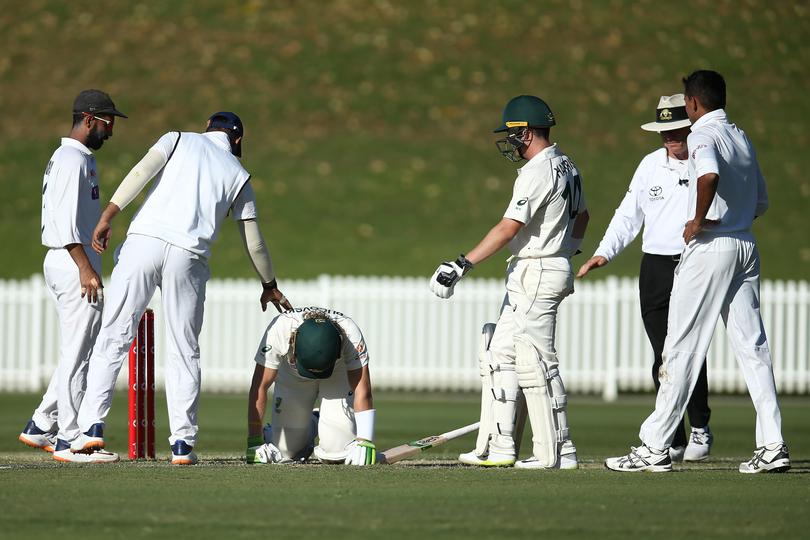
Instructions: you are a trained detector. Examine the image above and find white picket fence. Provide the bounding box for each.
[0,275,808,400]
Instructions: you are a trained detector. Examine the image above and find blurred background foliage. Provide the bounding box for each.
[1,0,808,279]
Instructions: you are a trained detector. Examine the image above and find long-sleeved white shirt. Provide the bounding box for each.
[594,147,690,260]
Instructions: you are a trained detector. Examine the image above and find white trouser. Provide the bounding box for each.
[270,361,356,461]
[488,256,574,455]
[640,232,783,449]
[32,248,103,441]
[77,234,210,447]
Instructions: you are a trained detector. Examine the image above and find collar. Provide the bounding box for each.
[518,143,561,173]
[690,108,727,130]
[203,130,233,152]
[61,137,93,156]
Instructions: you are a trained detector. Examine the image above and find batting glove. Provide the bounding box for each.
[345,439,377,466]
[246,436,284,464]
[429,255,474,299]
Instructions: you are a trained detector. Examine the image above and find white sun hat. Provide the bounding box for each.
[641,94,692,132]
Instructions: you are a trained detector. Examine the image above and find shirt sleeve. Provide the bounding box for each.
[593,161,646,261]
[338,317,369,371]
[254,315,291,369]
[149,132,181,161]
[46,152,85,247]
[231,179,258,221]
[503,168,554,224]
[689,132,720,178]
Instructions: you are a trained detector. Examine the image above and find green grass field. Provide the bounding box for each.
[1,1,809,280]
[1,392,808,539]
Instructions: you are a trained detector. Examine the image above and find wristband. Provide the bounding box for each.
[355,409,375,441]
[247,435,264,447]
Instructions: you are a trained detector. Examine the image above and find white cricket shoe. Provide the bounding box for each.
[669,445,686,463]
[18,420,57,453]
[478,451,516,467]
[458,450,488,466]
[70,423,105,452]
[605,444,672,473]
[53,439,119,463]
[684,426,713,462]
[171,440,198,465]
[516,440,578,469]
[739,443,790,474]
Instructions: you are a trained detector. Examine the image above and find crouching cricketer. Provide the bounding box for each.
[246,307,376,465]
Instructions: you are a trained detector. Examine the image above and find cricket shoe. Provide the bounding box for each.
[18,420,57,452]
[514,440,578,470]
[669,445,686,463]
[171,440,198,465]
[739,443,790,474]
[683,426,713,462]
[477,450,516,467]
[53,439,119,463]
[605,444,672,473]
[70,423,105,452]
[458,450,488,466]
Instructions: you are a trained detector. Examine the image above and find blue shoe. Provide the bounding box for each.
[18,420,57,452]
[70,423,105,452]
[171,440,198,465]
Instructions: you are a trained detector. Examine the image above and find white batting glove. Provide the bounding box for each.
[246,438,284,464]
[429,255,474,299]
[345,439,377,466]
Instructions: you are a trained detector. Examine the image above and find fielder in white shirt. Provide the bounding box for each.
[430,95,589,469]
[577,94,713,462]
[245,307,376,466]
[606,70,789,474]
[71,112,291,465]
[18,90,126,463]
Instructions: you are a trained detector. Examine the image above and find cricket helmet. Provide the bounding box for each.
[294,318,342,379]
[493,95,556,133]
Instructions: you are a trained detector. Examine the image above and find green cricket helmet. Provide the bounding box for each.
[493,95,556,132]
[494,95,556,162]
[294,318,342,379]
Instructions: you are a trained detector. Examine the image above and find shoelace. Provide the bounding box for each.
[745,446,767,468]
[690,430,710,444]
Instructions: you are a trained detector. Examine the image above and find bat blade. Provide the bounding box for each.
[380,422,479,464]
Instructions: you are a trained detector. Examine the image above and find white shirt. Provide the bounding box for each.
[41,138,101,250]
[254,307,370,378]
[687,109,768,233]
[503,144,587,258]
[594,148,690,260]
[127,131,253,258]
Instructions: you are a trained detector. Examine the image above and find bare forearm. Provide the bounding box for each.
[247,386,267,438]
[65,243,93,271]
[466,219,522,265]
[693,173,719,222]
[348,366,373,412]
[100,202,121,224]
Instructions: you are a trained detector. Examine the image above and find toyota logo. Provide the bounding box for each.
[649,186,663,197]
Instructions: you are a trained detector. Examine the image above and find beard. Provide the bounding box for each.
[86,125,107,150]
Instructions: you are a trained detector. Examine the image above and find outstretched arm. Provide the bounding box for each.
[466,218,523,265]
[92,149,168,253]
[247,363,278,439]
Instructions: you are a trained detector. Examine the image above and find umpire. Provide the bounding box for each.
[577,94,712,461]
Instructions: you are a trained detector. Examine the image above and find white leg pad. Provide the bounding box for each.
[515,338,569,468]
[473,323,497,456]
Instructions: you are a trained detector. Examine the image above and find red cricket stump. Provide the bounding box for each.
[128,309,156,460]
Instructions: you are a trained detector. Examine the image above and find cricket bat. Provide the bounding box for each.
[380,422,479,464]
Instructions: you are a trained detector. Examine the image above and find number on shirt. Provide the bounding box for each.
[561,174,582,219]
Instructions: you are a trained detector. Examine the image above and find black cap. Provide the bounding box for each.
[73,89,127,118]
[206,111,243,156]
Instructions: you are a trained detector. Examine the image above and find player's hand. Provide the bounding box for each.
[246,435,284,464]
[576,256,608,278]
[345,439,377,466]
[260,279,293,313]
[429,255,474,299]
[91,219,112,254]
[79,265,103,304]
[683,218,720,244]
